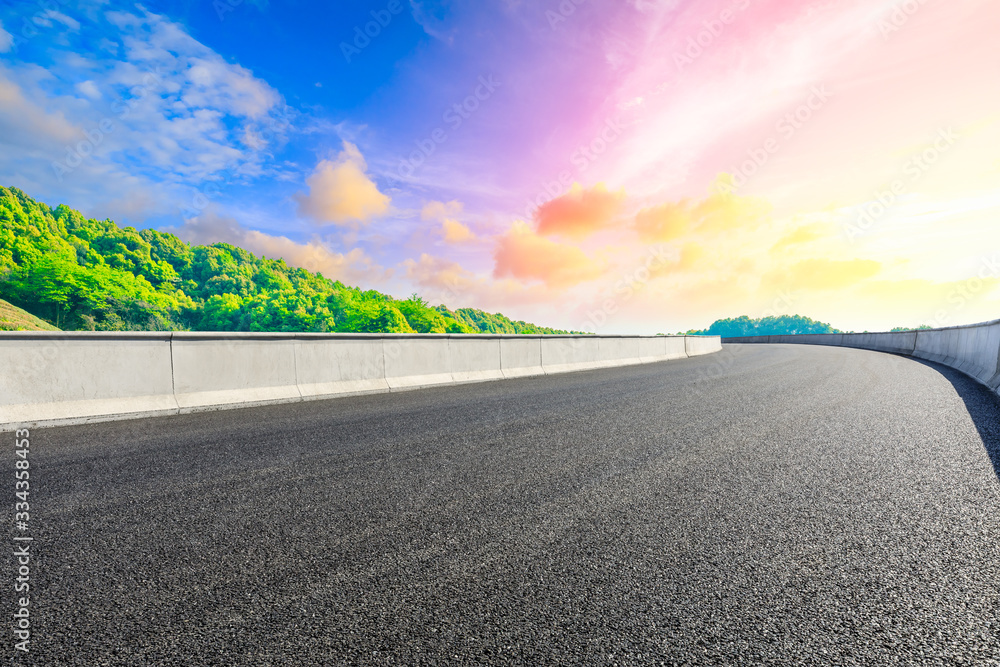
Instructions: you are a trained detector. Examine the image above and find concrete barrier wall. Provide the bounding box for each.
[636,336,687,363]
[1,333,720,428]
[444,336,504,385]
[172,333,301,411]
[913,322,1000,388]
[685,335,723,357]
[664,336,689,360]
[499,338,544,379]
[840,331,916,354]
[382,335,458,389]
[0,333,177,425]
[597,337,643,368]
[723,319,1000,397]
[295,334,388,399]
[724,336,761,344]
[766,334,843,345]
[636,336,664,362]
[539,337,603,374]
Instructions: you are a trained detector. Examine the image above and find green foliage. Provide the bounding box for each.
[890,325,932,332]
[0,186,576,334]
[442,306,573,335]
[691,314,840,338]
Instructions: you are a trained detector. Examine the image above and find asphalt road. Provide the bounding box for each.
[8,344,1000,665]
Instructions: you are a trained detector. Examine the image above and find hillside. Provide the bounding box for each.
[0,297,60,331]
[0,186,577,334]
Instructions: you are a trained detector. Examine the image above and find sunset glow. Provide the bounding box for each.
[1,0,997,332]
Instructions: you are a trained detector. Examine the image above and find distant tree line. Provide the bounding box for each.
[687,314,841,337]
[0,186,578,334]
[688,316,939,337]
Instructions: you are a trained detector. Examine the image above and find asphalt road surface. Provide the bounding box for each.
[8,344,1000,665]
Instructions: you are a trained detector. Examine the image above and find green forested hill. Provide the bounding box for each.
[0,186,575,334]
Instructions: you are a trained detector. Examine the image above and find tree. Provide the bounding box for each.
[0,186,579,335]
[201,293,244,331]
[692,314,840,337]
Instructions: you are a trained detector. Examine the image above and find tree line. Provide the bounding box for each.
[687,315,934,337]
[0,186,578,334]
[686,314,840,337]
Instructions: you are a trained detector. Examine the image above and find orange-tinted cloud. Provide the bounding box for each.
[649,243,705,278]
[404,253,554,309]
[170,210,391,286]
[693,188,771,233]
[421,200,462,220]
[634,201,691,242]
[422,200,475,243]
[295,142,390,225]
[769,223,830,254]
[674,243,705,272]
[534,183,625,238]
[493,221,605,289]
[243,231,390,287]
[403,253,472,300]
[441,218,475,243]
[634,178,771,241]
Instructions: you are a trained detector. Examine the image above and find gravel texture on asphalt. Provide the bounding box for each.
[7,343,1000,665]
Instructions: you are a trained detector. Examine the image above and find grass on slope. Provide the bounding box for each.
[0,298,60,331]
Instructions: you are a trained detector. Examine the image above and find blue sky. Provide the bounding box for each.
[1,0,998,332]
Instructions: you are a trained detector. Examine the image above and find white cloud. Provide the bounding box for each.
[408,0,456,42]
[163,209,244,246]
[295,142,391,225]
[421,199,476,243]
[168,210,392,288]
[41,10,81,31]
[0,73,79,148]
[403,252,553,311]
[243,232,391,287]
[182,56,279,119]
[0,4,291,226]
[75,80,101,99]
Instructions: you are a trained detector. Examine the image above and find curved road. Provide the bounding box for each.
[12,344,1000,665]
